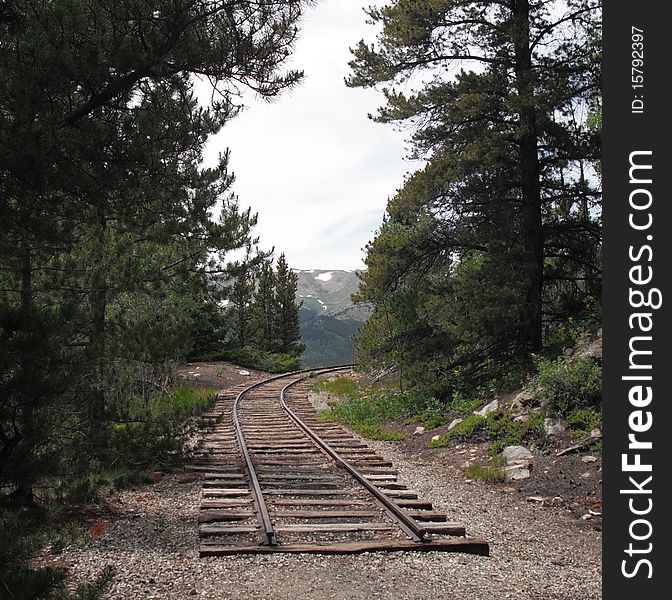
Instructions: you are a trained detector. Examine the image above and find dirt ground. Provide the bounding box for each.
[176,361,267,389]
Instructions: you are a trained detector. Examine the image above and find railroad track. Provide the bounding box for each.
[189,367,489,556]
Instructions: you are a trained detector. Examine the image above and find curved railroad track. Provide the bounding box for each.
[189,367,489,556]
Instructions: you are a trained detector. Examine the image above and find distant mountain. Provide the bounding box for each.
[295,269,371,367]
[295,269,361,314]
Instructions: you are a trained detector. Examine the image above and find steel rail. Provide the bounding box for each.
[231,365,353,546]
[279,372,428,543]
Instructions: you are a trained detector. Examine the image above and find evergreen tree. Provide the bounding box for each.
[230,253,258,349]
[0,0,312,502]
[348,0,602,353]
[273,254,303,357]
[252,258,279,352]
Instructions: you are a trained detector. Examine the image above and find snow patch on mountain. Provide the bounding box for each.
[315,272,333,282]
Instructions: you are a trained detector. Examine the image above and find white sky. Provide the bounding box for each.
[203,1,422,270]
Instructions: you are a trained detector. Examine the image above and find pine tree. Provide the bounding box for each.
[347,0,602,353]
[0,0,312,502]
[252,259,279,352]
[273,254,303,357]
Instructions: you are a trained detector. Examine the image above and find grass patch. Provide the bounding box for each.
[317,380,409,441]
[315,376,358,398]
[464,455,507,483]
[0,505,114,599]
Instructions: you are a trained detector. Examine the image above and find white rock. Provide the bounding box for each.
[238,370,250,376]
[502,446,533,464]
[474,399,499,417]
[544,417,565,436]
[504,464,531,480]
[447,418,464,431]
[580,472,591,479]
[413,426,426,435]
[431,435,441,443]
[581,455,598,463]
[510,389,536,410]
[590,428,602,439]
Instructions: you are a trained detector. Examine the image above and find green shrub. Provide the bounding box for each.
[57,386,217,502]
[210,347,302,373]
[465,456,507,483]
[486,410,547,455]
[445,392,483,417]
[532,356,601,415]
[565,407,602,434]
[428,414,486,447]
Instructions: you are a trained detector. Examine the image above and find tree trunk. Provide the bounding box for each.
[90,208,107,422]
[15,245,36,505]
[512,0,543,352]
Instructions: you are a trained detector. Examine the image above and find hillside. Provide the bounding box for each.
[295,269,369,367]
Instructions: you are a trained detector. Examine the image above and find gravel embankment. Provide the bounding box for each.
[60,446,601,600]
[59,382,601,599]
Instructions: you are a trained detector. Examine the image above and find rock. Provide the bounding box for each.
[580,472,591,479]
[544,417,565,436]
[502,445,533,465]
[431,435,441,443]
[238,370,250,376]
[581,514,593,521]
[582,334,603,360]
[590,428,602,439]
[504,464,531,480]
[527,496,546,504]
[447,418,464,431]
[413,426,426,435]
[474,399,498,417]
[513,414,529,423]
[510,389,537,410]
[581,455,598,463]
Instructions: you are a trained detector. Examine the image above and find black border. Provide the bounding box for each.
[603,2,670,597]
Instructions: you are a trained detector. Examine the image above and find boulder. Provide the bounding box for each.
[504,464,531,480]
[474,399,498,417]
[502,445,533,464]
[510,389,537,410]
[582,333,603,361]
[544,417,565,436]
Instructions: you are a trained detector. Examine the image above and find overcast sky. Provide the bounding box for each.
[203,1,422,270]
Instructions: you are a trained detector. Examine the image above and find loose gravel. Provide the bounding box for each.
[58,396,601,599]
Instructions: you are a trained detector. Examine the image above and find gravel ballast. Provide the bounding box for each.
[57,377,601,599]
[59,451,601,599]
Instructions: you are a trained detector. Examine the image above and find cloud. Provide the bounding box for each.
[203,1,423,270]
